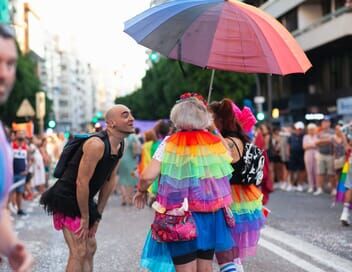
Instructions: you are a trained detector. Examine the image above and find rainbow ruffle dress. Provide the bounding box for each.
[156,130,234,211]
[140,131,234,272]
[230,184,266,259]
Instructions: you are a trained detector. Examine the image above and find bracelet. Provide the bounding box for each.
[137,180,148,193]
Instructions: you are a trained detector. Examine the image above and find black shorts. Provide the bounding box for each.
[172,249,215,265]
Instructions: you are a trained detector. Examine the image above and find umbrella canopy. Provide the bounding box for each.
[124,0,311,75]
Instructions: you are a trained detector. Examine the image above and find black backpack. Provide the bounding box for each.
[53,131,115,179]
[227,137,265,185]
[241,142,265,185]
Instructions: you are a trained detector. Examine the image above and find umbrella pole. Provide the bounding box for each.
[207,69,215,103]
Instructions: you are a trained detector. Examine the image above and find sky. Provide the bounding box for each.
[36,0,152,95]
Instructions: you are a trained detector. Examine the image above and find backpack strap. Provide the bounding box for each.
[226,137,242,157]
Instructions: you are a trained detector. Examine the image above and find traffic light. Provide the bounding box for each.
[48,120,56,128]
[256,112,265,121]
[149,51,160,63]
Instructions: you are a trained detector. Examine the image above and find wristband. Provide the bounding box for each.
[137,180,148,193]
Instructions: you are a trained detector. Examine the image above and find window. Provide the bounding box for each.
[280,8,298,32]
[322,0,332,15]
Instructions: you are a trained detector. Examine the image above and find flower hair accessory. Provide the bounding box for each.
[231,102,257,133]
[177,92,208,106]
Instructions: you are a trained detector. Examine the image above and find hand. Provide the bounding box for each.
[7,242,33,272]
[75,217,89,241]
[133,191,147,209]
[88,221,99,238]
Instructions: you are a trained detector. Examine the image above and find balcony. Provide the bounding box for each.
[261,0,306,18]
[292,6,352,51]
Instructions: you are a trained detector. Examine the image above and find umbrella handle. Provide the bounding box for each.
[207,69,215,103]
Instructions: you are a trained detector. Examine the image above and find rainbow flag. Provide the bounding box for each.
[336,161,352,208]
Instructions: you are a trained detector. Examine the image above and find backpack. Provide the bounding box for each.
[53,131,121,179]
[241,142,265,185]
[227,137,265,186]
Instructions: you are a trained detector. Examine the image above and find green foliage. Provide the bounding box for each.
[115,58,255,120]
[0,52,53,132]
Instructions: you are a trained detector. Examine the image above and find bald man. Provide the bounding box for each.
[40,105,135,272]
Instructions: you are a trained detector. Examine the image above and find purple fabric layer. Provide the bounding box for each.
[157,175,233,211]
[231,229,262,259]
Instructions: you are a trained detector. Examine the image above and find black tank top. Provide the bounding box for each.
[40,131,124,225]
[227,137,246,185]
[59,131,124,197]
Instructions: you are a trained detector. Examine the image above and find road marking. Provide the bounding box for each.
[261,226,352,272]
[259,238,326,272]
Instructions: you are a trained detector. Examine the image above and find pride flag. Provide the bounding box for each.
[336,161,352,208]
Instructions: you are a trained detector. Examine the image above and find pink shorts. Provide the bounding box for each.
[53,213,81,233]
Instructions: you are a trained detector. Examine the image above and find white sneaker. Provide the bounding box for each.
[296,185,303,192]
[234,258,244,272]
[313,188,323,196]
[340,209,350,226]
[280,182,287,191]
[285,184,293,192]
[307,187,314,193]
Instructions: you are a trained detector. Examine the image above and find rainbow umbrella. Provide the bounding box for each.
[124,0,312,100]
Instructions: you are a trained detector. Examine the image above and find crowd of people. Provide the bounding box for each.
[1,22,352,272]
[263,117,352,225]
[4,129,66,217]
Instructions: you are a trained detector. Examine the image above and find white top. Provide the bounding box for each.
[152,137,169,162]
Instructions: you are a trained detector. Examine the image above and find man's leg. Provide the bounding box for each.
[63,227,87,272]
[83,237,97,272]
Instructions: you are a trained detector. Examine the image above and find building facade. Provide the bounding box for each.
[9,0,98,132]
[245,0,352,122]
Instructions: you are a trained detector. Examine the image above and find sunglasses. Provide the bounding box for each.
[0,24,16,39]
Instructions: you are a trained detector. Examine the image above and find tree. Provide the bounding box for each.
[115,58,255,120]
[0,51,53,132]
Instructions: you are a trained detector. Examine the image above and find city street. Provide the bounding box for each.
[1,189,351,272]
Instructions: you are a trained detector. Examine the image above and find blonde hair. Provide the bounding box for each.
[170,98,211,130]
[307,123,317,130]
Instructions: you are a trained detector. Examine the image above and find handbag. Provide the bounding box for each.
[151,211,197,242]
[334,156,345,170]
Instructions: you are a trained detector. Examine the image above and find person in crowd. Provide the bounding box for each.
[9,130,30,216]
[29,136,46,195]
[40,105,133,272]
[39,137,52,188]
[287,122,306,192]
[209,98,266,272]
[278,126,291,190]
[315,117,335,196]
[332,122,348,196]
[303,123,318,193]
[117,132,141,206]
[0,23,33,272]
[339,136,352,226]
[268,127,285,189]
[134,94,234,272]
[254,124,273,204]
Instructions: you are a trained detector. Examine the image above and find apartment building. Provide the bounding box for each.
[245,0,352,121]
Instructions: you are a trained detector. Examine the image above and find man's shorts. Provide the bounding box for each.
[317,153,335,176]
[13,175,26,193]
[288,155,305,171]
